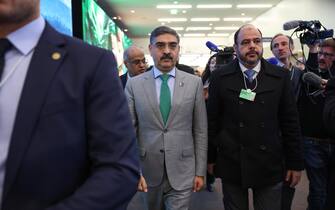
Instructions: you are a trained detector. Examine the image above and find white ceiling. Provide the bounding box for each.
[101,0,283,38]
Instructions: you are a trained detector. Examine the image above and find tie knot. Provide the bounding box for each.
[0,38,12,56]
[160,74,170,82]
[244,69,256,82]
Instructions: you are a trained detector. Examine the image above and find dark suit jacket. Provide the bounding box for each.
[2,23,140,210]
[120,73,128,88]
[207,58,303,188]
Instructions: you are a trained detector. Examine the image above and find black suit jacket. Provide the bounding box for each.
[207,58,303,188]
[120,73,128,88]
[2,23,140,210]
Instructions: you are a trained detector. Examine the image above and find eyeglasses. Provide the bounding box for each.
[129,58,147,65]
[318,51,335,59]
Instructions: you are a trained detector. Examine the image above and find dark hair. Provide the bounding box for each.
[201,51,234,84]
[270,33,294,50]
[149,26,180,44]
[233,24,263,45]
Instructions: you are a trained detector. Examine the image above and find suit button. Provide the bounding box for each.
[159,149,164,153]
[239,122,244,127]
[260,100,265,104]
[259,145,267,151]
[239,101,244,105]
[163,129,168,133]
[260,122,265,128]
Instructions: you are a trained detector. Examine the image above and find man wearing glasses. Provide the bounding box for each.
[125,26,207,210]
[298,38,335,210]
[120,45,147,88]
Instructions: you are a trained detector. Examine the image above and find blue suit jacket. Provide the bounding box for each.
[1,23,140,210]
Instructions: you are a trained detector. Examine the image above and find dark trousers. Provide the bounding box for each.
[281,182,295,210]
[304,137,335,210]
[221,181,282,210]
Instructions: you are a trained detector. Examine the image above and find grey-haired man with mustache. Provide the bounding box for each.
[207,24,303,210]
[125,26,207,210]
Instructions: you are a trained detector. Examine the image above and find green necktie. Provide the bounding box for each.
[159,74,171,125]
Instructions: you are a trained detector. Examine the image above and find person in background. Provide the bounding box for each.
[0,0,140,209]
[125,26,207,210]
[120,45,147,88]
[271,33,303,102]
[207,24,303,210]
[298,38,335,210]
[323,74,335,210]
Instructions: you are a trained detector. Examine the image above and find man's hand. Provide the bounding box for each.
[307,43,319,53]
[285,170,302,187]
[138,175,148,192]
[321,79,328,89]
[193,176,204,192]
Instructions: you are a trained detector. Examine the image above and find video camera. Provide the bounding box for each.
[283,20,333,45]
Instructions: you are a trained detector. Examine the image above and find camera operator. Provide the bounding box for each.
[323,68,335,210]
[298,38,335,210]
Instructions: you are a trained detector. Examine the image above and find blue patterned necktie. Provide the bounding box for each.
[244,69,256,82]
[0,39,12,80]
[159,74,171,125]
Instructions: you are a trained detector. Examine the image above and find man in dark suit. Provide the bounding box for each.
[120,45,146,88]
[270,33,304,210]
[207,24,303,210]
[0,1,140,209]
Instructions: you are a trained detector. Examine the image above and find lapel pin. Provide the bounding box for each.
[51,52,61,60]
[179,82,184,87]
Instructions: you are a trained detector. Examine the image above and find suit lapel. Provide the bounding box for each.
[3,24,66,198]
[165,70,186,126]
[142,71,164,126]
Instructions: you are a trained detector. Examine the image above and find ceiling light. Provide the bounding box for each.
[182,10,187,13]
[171,27,184,31]
[209,23,213,26]
[197,4,232,9]
[124,29,128,32]
[214,26,239,30]
[158,18,187,22]
[207,33,230,37]
[183,33,206,37]
[236,4,272,8]
[191,18,220,22]
[112,16,117,20]
[241,13,245,16]
[186,27,212,31]
[223,17,252,22]
[157,4,192,9]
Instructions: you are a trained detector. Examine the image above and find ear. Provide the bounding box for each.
[233,44,237,53]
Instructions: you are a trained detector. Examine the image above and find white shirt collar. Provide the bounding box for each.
[239,60,261,73]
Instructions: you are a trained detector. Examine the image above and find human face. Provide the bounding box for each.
[149,33,180,72]
[209,56,216,72]
[271,35,293,62]
[318,46,335,70]
[124,49,146,77]
[234,25,263,69]
[0,0,39,24]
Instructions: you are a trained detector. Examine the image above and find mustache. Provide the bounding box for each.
[246,51,259,56]
[160,54,173,60]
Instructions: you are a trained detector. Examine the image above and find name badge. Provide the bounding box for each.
[239,89,256,101]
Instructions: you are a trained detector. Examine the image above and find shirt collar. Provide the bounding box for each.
[7,16,45,55]
[153,66,176,79]
[239,60,261,73]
